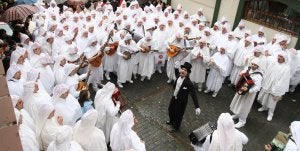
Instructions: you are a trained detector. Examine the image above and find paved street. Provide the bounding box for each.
[100,69,300,151]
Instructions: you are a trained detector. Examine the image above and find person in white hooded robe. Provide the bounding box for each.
[22,81,52,123]
[47,125,84,151]
[52,84,82,126]
[94,82,120,144]
[204,46,230,97]
[14,108,39,151]
[37,54,55,94]
[257,52,291,121]
[206,113,248,151]
[110,110,146,151]
[6,65,24,96]
[229,37,254,86]
[53,55,67,85]
[189,38,210,92]
[73,109,107,151]
[166,32,191,83]
[11,95,36,132]
[64,63,87,98]
[116,34,139,88]
[137,32,157,81]
[84,35,104,91]
[10,47,32,81]
[230,58,263,128]
[38,103,65,150]
[152,21,169,73]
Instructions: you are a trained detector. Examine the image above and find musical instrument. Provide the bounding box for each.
[123,51,139,60]
[270,131,289,151]
[76,69,91,91]
[189,122,217,145]
[140,45,159,53]
[167,45,193,57]
[105,42,119,56]
[186,36,201,41]
[235,67,254,95]
[89,31,113,67]
[112,87,127,111]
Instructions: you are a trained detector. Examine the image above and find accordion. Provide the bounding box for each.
[112,88,127,111]
[189,122,217,144]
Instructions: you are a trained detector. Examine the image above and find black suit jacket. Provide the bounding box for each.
[173,68,200,109]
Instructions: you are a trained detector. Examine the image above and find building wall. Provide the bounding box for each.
[244,20,298,48]
[217,0,240,27]
[170,0,298,48]
[171,0,216,26]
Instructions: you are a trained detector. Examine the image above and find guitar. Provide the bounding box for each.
[167,45,193,57]
[89,31,113,67]
[105,41,119,56]
[140,45,159,53]
[123,51,139,60]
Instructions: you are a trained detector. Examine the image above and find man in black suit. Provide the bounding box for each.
[167,62,201,132]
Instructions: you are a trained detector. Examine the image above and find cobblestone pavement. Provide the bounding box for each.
[101,70,300,151]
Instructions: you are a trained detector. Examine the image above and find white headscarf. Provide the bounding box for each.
[64,63,78,76]
[217,113,236,150]
[36,103,55,149]
[52,84,69,100]
[47,125,75,151]
[73,109,98,148]
[290,121,300,150]
[10,49,24,65]
[6,65,21,81]
[110,110,135,151]
[53,55,66,71]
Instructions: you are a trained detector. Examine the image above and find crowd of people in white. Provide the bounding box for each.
[4,0,300,150]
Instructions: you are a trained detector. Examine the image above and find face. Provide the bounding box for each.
[33,83,39,93]
[91,41,97,47]
[16,99,23,110]
[17,55,25,65]
[33,48,41,55]
[13,71,21,80]
[258,31,264,37]
[179,67,188,77]
[254,51,261,57]
[277,55,285,63]
[205,31,210,37]
[24,38,30,44]
[60,90,69,99]
[60,58,66,67]
[199,42,206,48]
[88,27,94,33]
[220,48,225,54]
[159,25,165,30]
[245,40,251,47]
[251,63,258,70]
[47,37,54,44]
[48,110,55,119]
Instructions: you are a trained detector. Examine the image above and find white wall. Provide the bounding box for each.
[217,0,240,27]
[244,20,298,48]
[171,0,216,25]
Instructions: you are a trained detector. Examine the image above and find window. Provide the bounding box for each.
[243,0,300,36]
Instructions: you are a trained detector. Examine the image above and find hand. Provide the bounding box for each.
[104,47,110,51]
[174,61,180,69]
[57,116,64,125]
[195,108,201,115]
[264,144,272,151]
[116,101,121,108]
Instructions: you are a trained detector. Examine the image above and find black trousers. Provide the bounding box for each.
[168,96,188,130]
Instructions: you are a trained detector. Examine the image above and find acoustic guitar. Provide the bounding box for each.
[89,31,113,67]
[140,45,159,53]
[105,41,119,56]
[167,45,193,57]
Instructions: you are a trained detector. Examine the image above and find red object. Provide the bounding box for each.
[112,88,127,110]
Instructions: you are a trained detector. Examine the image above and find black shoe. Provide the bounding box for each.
[166,121,171,125]
[168,127,177,133]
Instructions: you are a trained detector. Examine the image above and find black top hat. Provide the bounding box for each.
[180,62,192,73]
